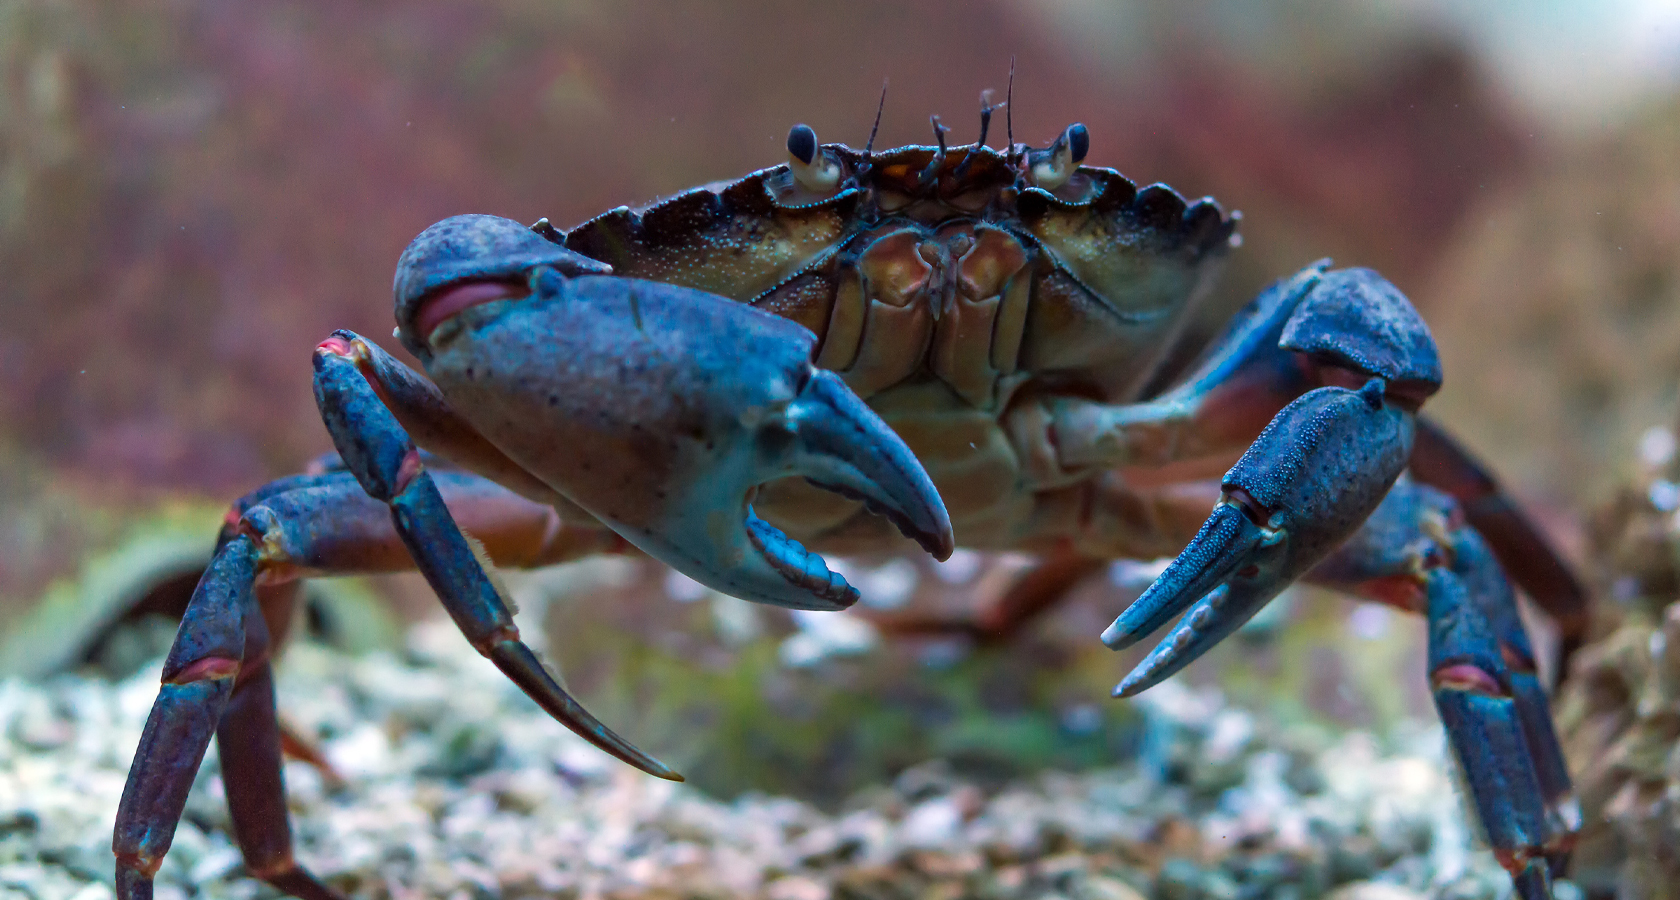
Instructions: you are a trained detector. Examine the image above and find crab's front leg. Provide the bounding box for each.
[1033,263,1584,677]
[1075,265,1572,897]
[1097,265,1438,679]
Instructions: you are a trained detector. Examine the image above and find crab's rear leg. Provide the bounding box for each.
[111,534,321,900]
[1410,418,1590,677]
[1310,478,1577,895]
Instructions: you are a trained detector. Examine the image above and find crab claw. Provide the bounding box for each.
[663,362,956,610]
[401,215,953,612]
[1105,378,1414,695]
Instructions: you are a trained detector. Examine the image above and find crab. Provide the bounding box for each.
[113,108,1590,900]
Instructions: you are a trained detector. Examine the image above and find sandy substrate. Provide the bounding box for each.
[1,620,1544,900]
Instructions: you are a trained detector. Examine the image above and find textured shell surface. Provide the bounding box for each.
[561,137,1241,550]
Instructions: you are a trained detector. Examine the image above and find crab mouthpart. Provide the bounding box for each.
[414,279,528,342]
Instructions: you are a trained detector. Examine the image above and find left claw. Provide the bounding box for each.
[397,215,954,612]
[1104,378,1415,694]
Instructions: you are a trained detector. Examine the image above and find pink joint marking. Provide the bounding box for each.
[394,449,424,494]
[315,336,356,358]
[1500,641,1536,673]
[473,626,521,656]
[1430,663,1503,696]
[167,656,239,684]
[114,851,162,878]
[1492,847,1537,877]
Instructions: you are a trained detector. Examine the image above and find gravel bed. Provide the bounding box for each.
[2,620,1539,900]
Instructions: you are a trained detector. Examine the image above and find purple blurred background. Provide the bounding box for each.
[3,0,1678,618]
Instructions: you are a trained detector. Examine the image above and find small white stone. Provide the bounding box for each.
[932,548,983,584]
[779,610,878,667]
[1349,602,1392,640]
[1650,479,1680,512]
[1640,426,1676,468]
[664,569,710,602]
[899,796,964,848]
[853,558,919,609]
[710,593,763,645]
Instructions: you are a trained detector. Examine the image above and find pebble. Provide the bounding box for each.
[1,621,1529,899]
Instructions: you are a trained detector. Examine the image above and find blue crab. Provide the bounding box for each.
[115,110,1587,899]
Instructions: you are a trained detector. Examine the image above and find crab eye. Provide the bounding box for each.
[1068,123,1089,164]
[785,123,840,193]
[1029,123,1088,191]
[787,124,818,165]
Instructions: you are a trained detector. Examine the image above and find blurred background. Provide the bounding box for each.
[3,0,1680,806]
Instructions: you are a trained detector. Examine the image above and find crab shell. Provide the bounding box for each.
[562,140,1239,552]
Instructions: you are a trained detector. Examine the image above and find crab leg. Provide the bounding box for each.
[114,536,339,900]
[1020,264,1325,481]
[1410,418,1589,677]
[1308,478,1577,894]
[222,464,628,580]
[1031,264,1582,676]
[312,336,679,779]
[113,464,630,900]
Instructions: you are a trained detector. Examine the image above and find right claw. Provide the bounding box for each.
[1105,378,1415,694]
[398,215,953,612]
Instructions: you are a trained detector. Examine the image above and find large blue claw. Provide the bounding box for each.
[1106,379,1414,694]
[399,215,953,612]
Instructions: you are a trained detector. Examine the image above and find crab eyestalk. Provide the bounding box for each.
[1028,123,1090,190]
[787,124,841,193]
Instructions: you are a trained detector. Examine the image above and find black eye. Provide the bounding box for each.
[1068,123,1089,164]
[787,123,818,165]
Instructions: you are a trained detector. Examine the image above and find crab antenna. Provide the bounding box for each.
[864,79,888,157]
[1006,57,1017,163]
[951,91,997,180]
[918,115,952,187]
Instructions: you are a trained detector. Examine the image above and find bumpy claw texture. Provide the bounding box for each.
[1277,267,1442,393]
[1105,266,1439,698]
[1105,379,1415,694]
[398,215,953,611]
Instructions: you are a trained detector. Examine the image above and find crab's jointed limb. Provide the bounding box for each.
[113,534,341,900]
[394,215,953,611]
[1311,479,1578,897]
[113,214,956,900]
[1056,264,1577,898]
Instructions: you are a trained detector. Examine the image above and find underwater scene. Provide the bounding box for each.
[3,2,1680,899]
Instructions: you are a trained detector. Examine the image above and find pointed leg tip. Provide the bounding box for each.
[640,757,685,782]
